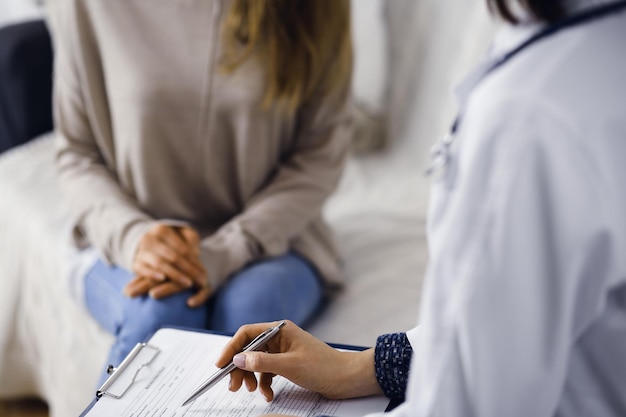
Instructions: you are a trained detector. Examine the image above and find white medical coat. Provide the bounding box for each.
[381,2,626,416]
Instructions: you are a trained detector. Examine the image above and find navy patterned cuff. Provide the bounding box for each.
[374,333,413,401]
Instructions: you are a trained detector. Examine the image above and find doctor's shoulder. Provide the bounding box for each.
[461,22,625,166]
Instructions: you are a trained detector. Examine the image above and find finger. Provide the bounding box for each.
[149,281,187,299]
[216,322,281,368]
[132,260,166,281]
[155,225,196,256]
[233,351,291,375]
[243,371,258,392]
[229,371,246,392]
[259,373,275,402]
[187,285,212,308]
[142,246,206,288]
[124,276,157,297]
[177,227,200,251]
[124,275,144,288]
[136,251,194,288]
[142,233,180,264]
[151,243,204,280]
[143,228,204,279]
[170,254,207,287]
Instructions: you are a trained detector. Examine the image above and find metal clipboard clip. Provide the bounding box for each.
[96,343,160,399]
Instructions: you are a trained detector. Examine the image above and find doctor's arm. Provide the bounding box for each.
[215,321,413,402]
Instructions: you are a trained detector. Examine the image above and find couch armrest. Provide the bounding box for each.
[0,20,53,154]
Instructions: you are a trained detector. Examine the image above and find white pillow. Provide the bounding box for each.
[0,0,44,28]
[351,0,388,114]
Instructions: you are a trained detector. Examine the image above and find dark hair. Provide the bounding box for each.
[488,0,566,23]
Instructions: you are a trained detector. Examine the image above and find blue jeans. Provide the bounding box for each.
[85,252,323,385]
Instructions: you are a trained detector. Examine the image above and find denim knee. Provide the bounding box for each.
[119,290,208,344]
[209,253,322,332]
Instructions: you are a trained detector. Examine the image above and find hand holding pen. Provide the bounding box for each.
[182,321,287,406]
[212,320,383,402]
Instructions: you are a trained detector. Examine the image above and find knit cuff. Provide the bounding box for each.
[374,333,413,401]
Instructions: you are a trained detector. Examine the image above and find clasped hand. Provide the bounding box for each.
[124,224,211,307]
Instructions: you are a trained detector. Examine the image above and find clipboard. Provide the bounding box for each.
[80,341,161,416]
[80,326,394,417]
[97,342,161,399]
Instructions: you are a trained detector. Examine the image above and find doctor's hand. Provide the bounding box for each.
[215,321,382,402]
[125,225,212,307]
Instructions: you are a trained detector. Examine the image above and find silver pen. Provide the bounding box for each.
[181,321,286,407]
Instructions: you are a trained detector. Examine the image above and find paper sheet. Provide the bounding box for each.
[85,328,389,417]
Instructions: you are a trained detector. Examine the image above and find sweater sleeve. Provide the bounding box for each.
[52,1,157,269]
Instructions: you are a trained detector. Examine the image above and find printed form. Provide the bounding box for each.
[84,328,389,417]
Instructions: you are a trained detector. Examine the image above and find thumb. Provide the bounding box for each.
[233,351,284,374]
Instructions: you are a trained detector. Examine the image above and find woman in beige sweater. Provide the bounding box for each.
[51,0,353,381]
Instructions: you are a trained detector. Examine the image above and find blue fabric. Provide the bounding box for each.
[85,252,323,386]
[374,333,413,401]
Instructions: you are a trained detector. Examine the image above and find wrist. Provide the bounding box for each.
[334,349,383,399]
[126,220,158,270]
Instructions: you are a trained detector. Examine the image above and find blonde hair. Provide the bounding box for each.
[221,0,352,112]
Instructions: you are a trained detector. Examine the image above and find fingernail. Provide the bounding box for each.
[183,278,193,287]
[233,354,246,368]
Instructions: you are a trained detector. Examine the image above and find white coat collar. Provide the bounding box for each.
[452,0,623,134]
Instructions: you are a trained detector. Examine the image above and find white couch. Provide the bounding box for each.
[0,2,494,416]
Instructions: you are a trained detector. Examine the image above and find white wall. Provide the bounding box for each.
[351,0,388,113]
[0,0,43,28]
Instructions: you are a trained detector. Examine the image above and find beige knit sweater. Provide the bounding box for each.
[51,0,353,290]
